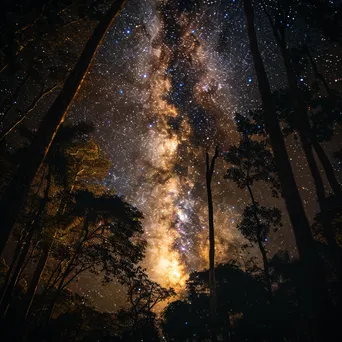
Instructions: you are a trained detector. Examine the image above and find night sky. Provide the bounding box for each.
[59,0,342,311]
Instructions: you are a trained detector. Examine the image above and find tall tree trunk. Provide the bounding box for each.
[0,165,52,316]
[0,235,24,297]
[305,45,331,95]
[44,214,89,325]
[22,241,50,320]
[27,180,77,329]
[0,73,30,124]
[26,168,81,322]
[270,22,341,267]
[0,227,35,315]
[300,133,341,268]
[282,43,341,198]
[0,0,127,256]
[22,179,75,321]
[243,1,329,339]
[265,6,342,199]
[246,183,272,296]
[312,140,342,197]
[12,242,52,341]
[206,147,219,342]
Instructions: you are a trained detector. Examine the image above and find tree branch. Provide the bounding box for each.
[0,84,59,143]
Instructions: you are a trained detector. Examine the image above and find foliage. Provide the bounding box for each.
[238,203,282,244]
[224,113,281,197]
[162,261,309,341]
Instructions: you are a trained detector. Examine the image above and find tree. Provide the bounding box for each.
[260,0,342,270]
[273,87,342,271]
[243,0,330,339]
[20,124,109,322]
[205,146,219,342]
[239,204,281,293]
[224,113,282,295]
[40,189,146,325]
[162,262,271,341]
[0,163,52,316]
[261,0,342,199]
[0,0,127,255]
[124,267,175,322]
[0,123,94,316]
[117,267,175,341]
[162,299,205,342]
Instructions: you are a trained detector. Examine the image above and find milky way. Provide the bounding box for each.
[69,0,342,309]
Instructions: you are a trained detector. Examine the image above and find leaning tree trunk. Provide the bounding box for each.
[25,179,79,330]
[267,9,342,201]
[0,235,24,297]
[299,131,340,269]
[206,147,219,342]
[280,41,341,198]
[44,214,89,326]
[23,172,79,320]
[273,31,341,268]
[312,140,342,198]
[0,0,127,256]
[0,165,52,317]
[243,1,329,340]
[22,241,50,320]
[0,227,35,316]
[12,241,52,341]
[305,45,331,96]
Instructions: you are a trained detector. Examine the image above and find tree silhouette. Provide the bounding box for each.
[0,123,94,317]
[205,146,219,342]
[224,113,282,295]
[117,267,175,341]
[0,0,127,255]
[260,0,342,198]
[40,189,146,325]
[273,87,342,271]
[243,0,330,339]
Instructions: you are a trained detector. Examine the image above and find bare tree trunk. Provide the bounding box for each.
[0,0,127,255]
[206,146,219,342]
[243,1,328,339]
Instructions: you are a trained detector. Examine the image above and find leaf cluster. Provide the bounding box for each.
[238,203,283,244]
